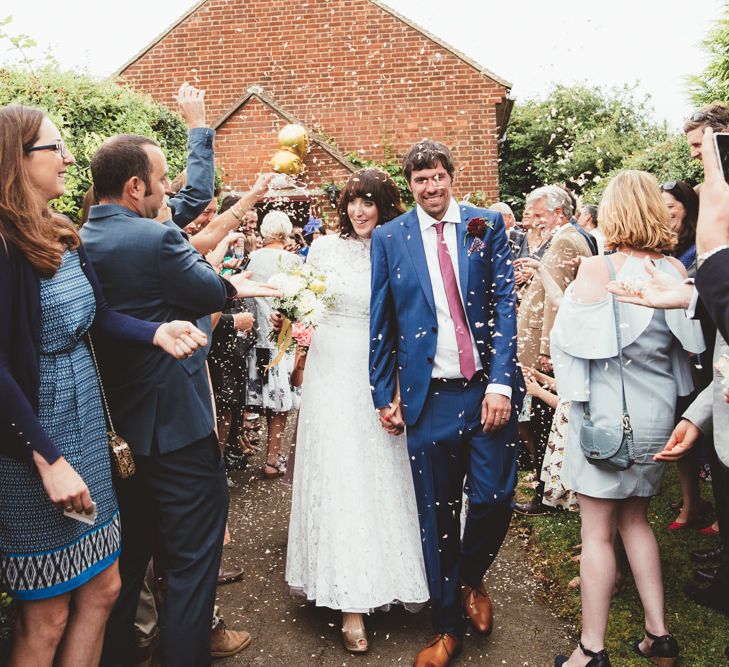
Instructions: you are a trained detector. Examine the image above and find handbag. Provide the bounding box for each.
[579,257,636,471]
[87,335,136,479]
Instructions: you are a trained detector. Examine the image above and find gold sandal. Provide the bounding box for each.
[341,626,368,653]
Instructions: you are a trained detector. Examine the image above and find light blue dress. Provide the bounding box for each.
[551,256,705,499]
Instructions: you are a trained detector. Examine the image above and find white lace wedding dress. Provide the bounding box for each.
[285,234,429,612]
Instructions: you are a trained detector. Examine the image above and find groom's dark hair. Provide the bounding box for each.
[402,139,455,181]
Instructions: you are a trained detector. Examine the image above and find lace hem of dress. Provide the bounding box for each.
[288,585,428,614]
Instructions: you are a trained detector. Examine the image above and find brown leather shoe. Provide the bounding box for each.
[461,582,493,635]
[413,633,462,667]
[210,619,252,658]
[217,565,244,585]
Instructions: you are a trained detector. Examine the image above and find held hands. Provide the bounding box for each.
[606,258,692,309]
[174,82,206,129]
[481,392,511,433]
[33,452,94,514]
[654,419,701,462]
[153,321,208,359]
[378,400,405,436]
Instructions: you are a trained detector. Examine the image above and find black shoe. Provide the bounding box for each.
[555,642,610,667]
[685,583,729,615]
[690,543,723,563]
[725,645,729,660]
[694,566,719,583]
[514,499,556,516]
[632,631,679,665]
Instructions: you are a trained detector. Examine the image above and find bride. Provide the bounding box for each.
[286,169,429,653]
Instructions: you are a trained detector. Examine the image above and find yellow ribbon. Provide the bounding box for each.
[264,316,293,373]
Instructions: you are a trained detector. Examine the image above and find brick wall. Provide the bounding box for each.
[120,0,508,199]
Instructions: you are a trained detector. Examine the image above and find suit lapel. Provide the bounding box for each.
[456,209,470,304]
[402,211,436,316]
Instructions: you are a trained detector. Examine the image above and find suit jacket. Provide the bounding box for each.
[687,248,729,466]
[80,204,235,456]
[517,224,591,368]
[683,332,729,467]
[168,127,216,228]
[369,205,523,426]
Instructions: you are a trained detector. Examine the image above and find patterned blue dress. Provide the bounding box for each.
[0,251,120,600]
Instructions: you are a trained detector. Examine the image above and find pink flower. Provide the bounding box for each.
[291,322,314,349]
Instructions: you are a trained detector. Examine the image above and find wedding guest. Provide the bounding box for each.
[286,169,428,654]
[552,170,704,667]
[81,132,279,667]
[0,104,206,666]
[516,185,592,515]
[246,210,302,478]
[662,181,699,276]
[576,205,604,254]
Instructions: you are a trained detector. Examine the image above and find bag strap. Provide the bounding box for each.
[583,258,632,434]
[86,334,116,433]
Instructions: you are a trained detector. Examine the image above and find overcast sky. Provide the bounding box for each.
[2,0,722,129]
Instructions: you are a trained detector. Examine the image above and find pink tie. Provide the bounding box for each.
[434,222,476,381]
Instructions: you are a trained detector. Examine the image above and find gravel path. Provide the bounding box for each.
[213,430,575,667]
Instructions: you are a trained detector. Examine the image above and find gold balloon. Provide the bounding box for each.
[277,124,309,158]
[271,147,304,176]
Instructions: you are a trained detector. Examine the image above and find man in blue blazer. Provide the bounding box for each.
[81,134,277,667]
[369,140,522,667]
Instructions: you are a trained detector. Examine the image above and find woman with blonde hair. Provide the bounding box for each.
[551,171,704,666]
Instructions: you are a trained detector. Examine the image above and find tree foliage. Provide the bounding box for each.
[346,148,414,208]
[0,18,189,222]
[688,2,729,106]
[581,134,703,203]
[499,83,666,214]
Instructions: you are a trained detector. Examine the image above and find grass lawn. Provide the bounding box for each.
[516,465,729,666]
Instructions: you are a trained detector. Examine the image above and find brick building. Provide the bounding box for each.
[117,0,512,200]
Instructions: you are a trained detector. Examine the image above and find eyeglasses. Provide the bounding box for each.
[660,181,678,192]
[25,140,68,158]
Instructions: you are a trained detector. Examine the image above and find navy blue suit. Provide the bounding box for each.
[369,205,523,635]
[81,204,235,667]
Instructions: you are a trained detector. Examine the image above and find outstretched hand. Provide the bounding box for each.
[654,419,701,462]
[606,258,692,310]
[154,320,208,359]
[228,272,282,299]
[249,173,275,200]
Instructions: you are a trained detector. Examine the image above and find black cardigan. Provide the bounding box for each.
[0,241,158,463]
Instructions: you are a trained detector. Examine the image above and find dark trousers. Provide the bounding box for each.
[101,434,229,667]
[406,375,518,636]
[709,445,729,597]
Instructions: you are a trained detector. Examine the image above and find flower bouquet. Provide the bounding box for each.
[265,264,334,370]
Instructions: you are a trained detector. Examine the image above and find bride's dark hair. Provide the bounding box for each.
[336,168,405,238]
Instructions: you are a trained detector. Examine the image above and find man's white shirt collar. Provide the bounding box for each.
[417,199,462,232]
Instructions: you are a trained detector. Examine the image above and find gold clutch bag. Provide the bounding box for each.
[87,335,136,479]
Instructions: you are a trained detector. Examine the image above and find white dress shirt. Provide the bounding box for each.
[417,200,511,398]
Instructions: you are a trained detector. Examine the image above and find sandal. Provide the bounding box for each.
[632,630,679,666]
[261,456,287,479]
[555,642,611,666]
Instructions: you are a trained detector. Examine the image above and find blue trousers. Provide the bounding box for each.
[406,375,518,636]
[100,433,228,667]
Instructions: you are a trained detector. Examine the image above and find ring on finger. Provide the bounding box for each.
[64,506,73,512]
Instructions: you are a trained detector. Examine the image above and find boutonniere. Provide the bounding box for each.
[464,216,494,254]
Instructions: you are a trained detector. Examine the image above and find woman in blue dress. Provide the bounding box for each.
[0,104,207,666]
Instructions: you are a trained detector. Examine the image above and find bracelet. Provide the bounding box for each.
[230,205,243,222]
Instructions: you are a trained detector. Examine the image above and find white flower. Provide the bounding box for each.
[297,289,318,316]
[269,272,306,298]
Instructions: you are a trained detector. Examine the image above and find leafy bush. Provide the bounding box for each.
[0,65,189,222]
[345,148,414,208]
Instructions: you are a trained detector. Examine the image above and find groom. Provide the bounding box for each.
[369,140,522,667]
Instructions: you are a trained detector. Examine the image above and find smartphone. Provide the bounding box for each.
[713,132,729,183]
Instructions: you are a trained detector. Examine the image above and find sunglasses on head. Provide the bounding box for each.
[660,181,678,192]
